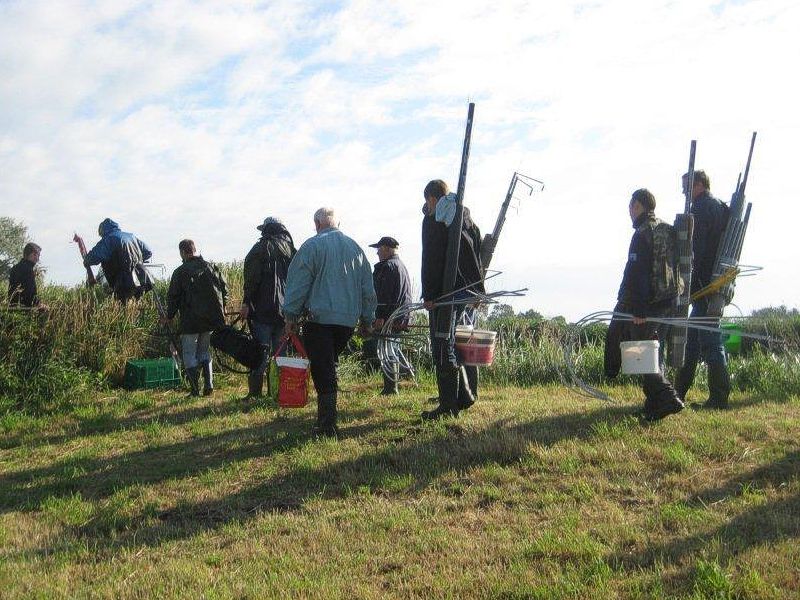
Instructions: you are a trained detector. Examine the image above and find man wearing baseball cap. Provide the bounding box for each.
[369,236,413,395]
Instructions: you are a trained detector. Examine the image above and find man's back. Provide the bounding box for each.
[283,228,376,328]
[691,191,728,290]
[167,256,226,334]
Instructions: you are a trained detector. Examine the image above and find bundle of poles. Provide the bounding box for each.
[702,132,758,314]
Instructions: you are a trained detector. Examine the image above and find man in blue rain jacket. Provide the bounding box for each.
[84,218,153,302]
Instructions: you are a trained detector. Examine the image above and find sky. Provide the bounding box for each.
[1,0,798,320]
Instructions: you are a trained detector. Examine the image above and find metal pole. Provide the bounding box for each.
[436,102,475,338]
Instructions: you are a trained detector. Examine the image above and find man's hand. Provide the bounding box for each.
[632,316,646,325]
[373,318,385,331]
[284,320,296,335]
[239,303,249,320]
[359,322,374,338]
[423,300,434,311]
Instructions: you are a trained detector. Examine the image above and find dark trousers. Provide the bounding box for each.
[303,322,354,395]
[676,298,730,401]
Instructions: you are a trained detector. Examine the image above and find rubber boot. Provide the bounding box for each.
[642,374,684,421]
[380,362,399,396]
[457,366,475,410]
[465,365,479,399]
[422,368,459,421]
[247,369,264,399]
[200,360,214,396]
[313,392,339,438]
[674,362,697,401]
[704,362,731,409]
[186,367,200,397]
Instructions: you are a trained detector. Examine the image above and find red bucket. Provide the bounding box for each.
[272,334,310,408]
[275,356,310,407]
[455,327,497,366]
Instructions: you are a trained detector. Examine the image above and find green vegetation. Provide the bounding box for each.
[1,267,799,596]
[0,382,797,598]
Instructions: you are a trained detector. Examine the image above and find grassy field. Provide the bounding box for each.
[1,376,797,599]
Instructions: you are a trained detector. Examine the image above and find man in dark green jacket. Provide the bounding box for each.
[164,239,228,396]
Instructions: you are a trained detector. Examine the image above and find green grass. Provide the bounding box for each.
[0,377,798,598]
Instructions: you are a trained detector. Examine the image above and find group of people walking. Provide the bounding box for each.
[7,171,733,434]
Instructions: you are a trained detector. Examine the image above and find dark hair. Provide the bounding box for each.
[423,179,449,201]
[631,188,656,211]
[683,169,710,190]
[178,239,196,255]
[23,242,41,258]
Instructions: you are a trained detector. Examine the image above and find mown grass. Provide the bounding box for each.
[1,378,797,598]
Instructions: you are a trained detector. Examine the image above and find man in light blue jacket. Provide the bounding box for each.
[284,207,377,437]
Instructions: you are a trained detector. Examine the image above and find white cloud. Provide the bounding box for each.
[1,0,798,320]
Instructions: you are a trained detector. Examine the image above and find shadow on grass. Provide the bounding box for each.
[0,394,254,450]
[0,405,384,514]
[612,449,800,593]
[3,400,642,558]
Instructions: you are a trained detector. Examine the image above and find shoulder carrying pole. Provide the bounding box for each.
[436,102,475,338]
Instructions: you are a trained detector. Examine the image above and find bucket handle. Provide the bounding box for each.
[272,332,308,361]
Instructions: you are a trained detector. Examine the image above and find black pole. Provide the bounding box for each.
[435,102,475,339]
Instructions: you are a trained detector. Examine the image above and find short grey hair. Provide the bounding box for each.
[313,207,338,229]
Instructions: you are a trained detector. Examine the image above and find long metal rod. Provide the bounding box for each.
[436,102,475,338]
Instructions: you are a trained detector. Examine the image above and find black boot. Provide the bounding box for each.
[380,363,399,396]
[422,368,459,421]
[465,365,479,399]
[674,363,696,401]
[186,367,200,397]
[642,374,684,421]
[704,362,731,409]
[457,366,475,410]
[200,360,213,396]
[313,392,339,438]
[247,369,264,399]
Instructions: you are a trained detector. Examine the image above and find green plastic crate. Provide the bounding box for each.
[124,358,182,390]
[721,323,742,355]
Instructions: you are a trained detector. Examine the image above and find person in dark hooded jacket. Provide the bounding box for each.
[84,218,153,302]
[165,239,227,397]
[240,217,297,352]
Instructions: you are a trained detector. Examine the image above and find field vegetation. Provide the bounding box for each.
[1,267,798,597]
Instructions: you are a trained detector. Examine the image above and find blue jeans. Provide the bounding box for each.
[685,299,727,368]
[180,332,211,369]
[675,297,731,402]
[250,320,284,356]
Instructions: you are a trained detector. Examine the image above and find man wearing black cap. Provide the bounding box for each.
[240,217,296,397]
[369,236,413,395]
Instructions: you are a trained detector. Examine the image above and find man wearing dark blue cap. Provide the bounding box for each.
[369,236,413,394]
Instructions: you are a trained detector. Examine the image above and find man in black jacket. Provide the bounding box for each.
[240,217,296,397]
[369,236,413,395]
[240,218,296,350]
[611,188,684,421]
[674,170,731,409]
[420,179,485,420]
[8,243,44,308]
[164,239,228,396]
